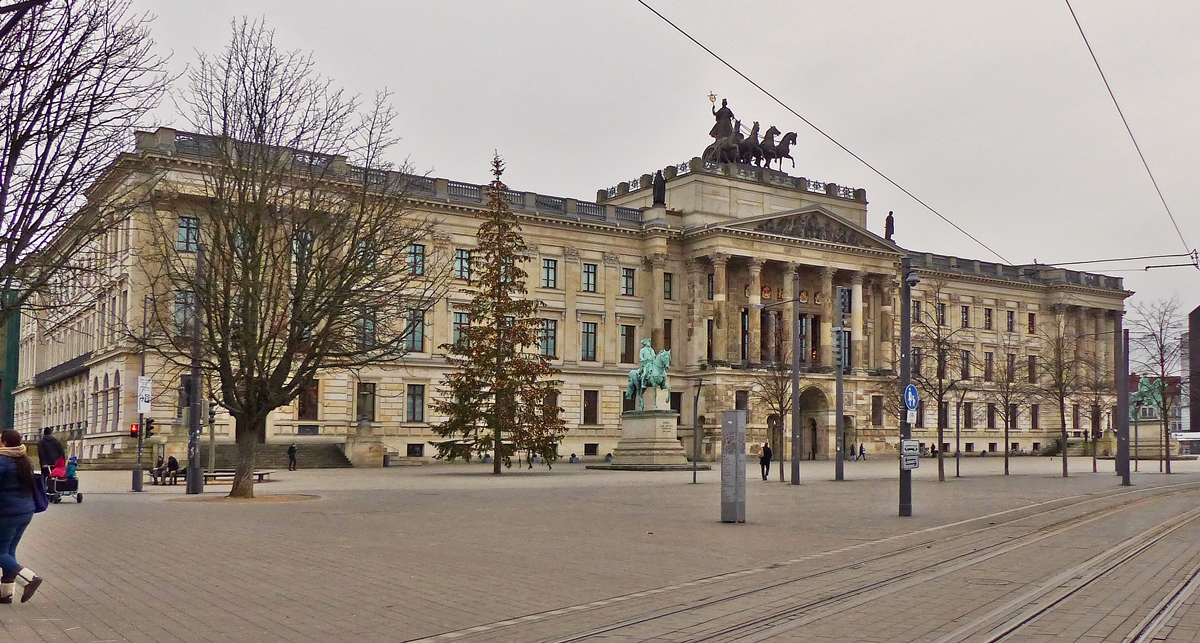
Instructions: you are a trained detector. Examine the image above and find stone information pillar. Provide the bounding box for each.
[721,410,746,523]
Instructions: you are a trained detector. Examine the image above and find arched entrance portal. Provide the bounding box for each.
[798,387,830,460]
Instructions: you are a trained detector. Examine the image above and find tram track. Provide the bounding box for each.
[404,480,1200,643]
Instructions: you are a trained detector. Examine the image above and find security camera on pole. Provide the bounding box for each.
[834,285,852,481]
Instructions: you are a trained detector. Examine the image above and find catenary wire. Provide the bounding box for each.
[1064,0,1193,258]
[634,0,1011,264]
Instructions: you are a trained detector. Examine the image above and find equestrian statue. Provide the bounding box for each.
[701,98,798,171]
[625,338,672,411]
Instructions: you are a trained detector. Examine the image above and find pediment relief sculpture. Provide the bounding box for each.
[753,212,872,248]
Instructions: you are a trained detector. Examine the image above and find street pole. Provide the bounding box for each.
[1115,317,1130,486]
[955,399,961,478]
[207,400,216,475]
[186,243,205,495]
[899,258,914,516]
[133,296,147,492]
[691,378,706,484]
[790,269,802,486]
[834,286,846,482]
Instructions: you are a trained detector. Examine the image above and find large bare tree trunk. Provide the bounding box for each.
[1060,400,1069,477]
[1164,418,1172,474]
[229,416,262,498]
[1004,422,1010,476]
[937,403,945,482]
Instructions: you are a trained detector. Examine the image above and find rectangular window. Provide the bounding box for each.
[913,348,923,376]
[707,274,715,300]
[406,384,425,422]
[620,325,636,363]
[297,381,319,421]
[581,322,598,362]
[404,309,424,352]
[965,442,974,453]
[941,401,950,429]
[1027,355,1037,383]
[622,389,636,412]
[964,402,974,428]
[961,305,970,328]
[452,312,470,346]
[916,401,925,428]
[741,308,750,361]
[961,349,971,379]
[173,291,196,335]
[1031,403,1039,430]
[984,352,994,381]
[407,243,425,276]
[1028,312,1036,334]
[1009,404,1018,429]
[912,300,922,323]
[987,403,997,429]
[663,272,674,300]
[663,319,673,353]
[584,443,599,456]
[539,319,557,357]
[356,383,376,422]
[1007,354,1016,382]
[937,349,947,380]
[1072,404,1080,429]
[583,390,599,425]
[871,395,884,427]
[1007,310,1016,332]
[454,249,472,280]
[177,216,199,252]
[541,258,558,289]
[984,308,994,330]
[406,443,424,457]
[582,263,597,292]
[621,267,636,296]
[735,390,749,411]
[358,308,377,350]
[936,303,946,326]
[706,318,714,362]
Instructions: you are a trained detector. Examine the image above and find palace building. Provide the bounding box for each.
[13,123,1130,465]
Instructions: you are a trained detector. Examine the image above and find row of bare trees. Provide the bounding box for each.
[746,276,1185,483]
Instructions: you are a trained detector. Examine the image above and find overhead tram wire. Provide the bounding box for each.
[1064,0,1194,260]
[634,0,1011,265]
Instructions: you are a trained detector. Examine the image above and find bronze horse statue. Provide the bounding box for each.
[759,126,781,168]
[703,119,742,164]
[771,131,798,171]
[738,121,761,166]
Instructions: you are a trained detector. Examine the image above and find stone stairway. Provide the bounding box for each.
[199,443,353,470]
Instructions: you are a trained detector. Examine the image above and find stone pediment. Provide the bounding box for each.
[732,208,897,252]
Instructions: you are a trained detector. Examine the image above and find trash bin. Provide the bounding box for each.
[383,455,391,467]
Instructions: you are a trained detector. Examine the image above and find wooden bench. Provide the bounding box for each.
[202,470,275,484]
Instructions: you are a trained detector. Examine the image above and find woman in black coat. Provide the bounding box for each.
[0,430,44,603]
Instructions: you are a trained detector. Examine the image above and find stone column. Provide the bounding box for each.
[712,252,729,363]
[851,271,864,371]
[783,262,799,364]
[685,259,705,367]
[819,266,835,367]
[563,248,580,363]
[603,252,620,365]
[880,279,896,371]
[748,258,764,365]
[646,253,667,350]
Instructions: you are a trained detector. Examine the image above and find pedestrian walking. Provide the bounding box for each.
[759,443,772,481]
[287,443,298,471]
[859,444,866,460]
[850,443,858,461]
[166,456,179,485]
[0,430,45,603]
[35,428,65,480]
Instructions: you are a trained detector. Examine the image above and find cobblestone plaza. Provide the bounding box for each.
[3,459,1200,642]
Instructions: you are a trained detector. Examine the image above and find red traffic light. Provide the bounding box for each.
[130,423,140,438]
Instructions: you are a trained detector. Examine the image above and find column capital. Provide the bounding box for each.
[747,257,765,274]
[786,261,802,275]
[684,258,705,275]
[603,252,620,266]
[820,265,836,279]
[563,247,580,262]
[645,253,669,269]
[711,252,730,267]
[850,270,864,285]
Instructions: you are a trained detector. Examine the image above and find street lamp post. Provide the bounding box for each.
[900,258,918,517]
[688,377,708,484]
[752,269,804,485]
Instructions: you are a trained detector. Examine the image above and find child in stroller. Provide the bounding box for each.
[47,456,82,504]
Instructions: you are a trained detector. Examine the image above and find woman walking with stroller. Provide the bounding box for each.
[0,430,45,603]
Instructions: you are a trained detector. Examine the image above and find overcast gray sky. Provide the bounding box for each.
[131,0,1200,317]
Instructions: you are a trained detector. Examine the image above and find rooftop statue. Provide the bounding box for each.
[625,338,671,411]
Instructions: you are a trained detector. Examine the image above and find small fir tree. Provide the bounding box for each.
[432,154,566,473]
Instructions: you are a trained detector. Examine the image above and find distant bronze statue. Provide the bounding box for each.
[703,119,742,164]
[738,121,762,166]
[770,132,797,171]
[759,126,781,168]
[709,98,735,140]
[885,211,895,241]
[652,170,666,206]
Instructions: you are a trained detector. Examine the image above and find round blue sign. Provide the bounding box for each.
[903,384,919,411]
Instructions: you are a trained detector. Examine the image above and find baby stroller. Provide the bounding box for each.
[47,456,82,504]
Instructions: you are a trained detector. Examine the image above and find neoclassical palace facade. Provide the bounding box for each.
[13,128,1129,464]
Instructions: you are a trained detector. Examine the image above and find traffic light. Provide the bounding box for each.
[208,401,217,425]
[144,418,155,439]
[130,423,139,439]
[832,328,844,367]
[836,286,852,324]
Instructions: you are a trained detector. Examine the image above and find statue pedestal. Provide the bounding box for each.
[587,409,708,471]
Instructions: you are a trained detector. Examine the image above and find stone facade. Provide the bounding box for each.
[13,129,1130,464]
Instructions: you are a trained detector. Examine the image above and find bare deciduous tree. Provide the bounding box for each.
[0,0,169,320]
[1130,297,1185,474]
[1033,308,1083,477]
[910,279,978,481]
[979,329,1037,475]
[138,20,449,497]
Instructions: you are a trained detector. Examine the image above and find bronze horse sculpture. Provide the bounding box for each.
[738,121,761,166]
[771,131,798,171]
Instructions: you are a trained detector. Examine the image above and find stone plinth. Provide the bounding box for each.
[342,425,384,468]
[588,409,708,471]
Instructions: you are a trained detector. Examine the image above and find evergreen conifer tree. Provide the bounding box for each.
[432,154,566,473]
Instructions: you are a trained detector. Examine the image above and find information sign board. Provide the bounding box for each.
[901,454,920,470]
